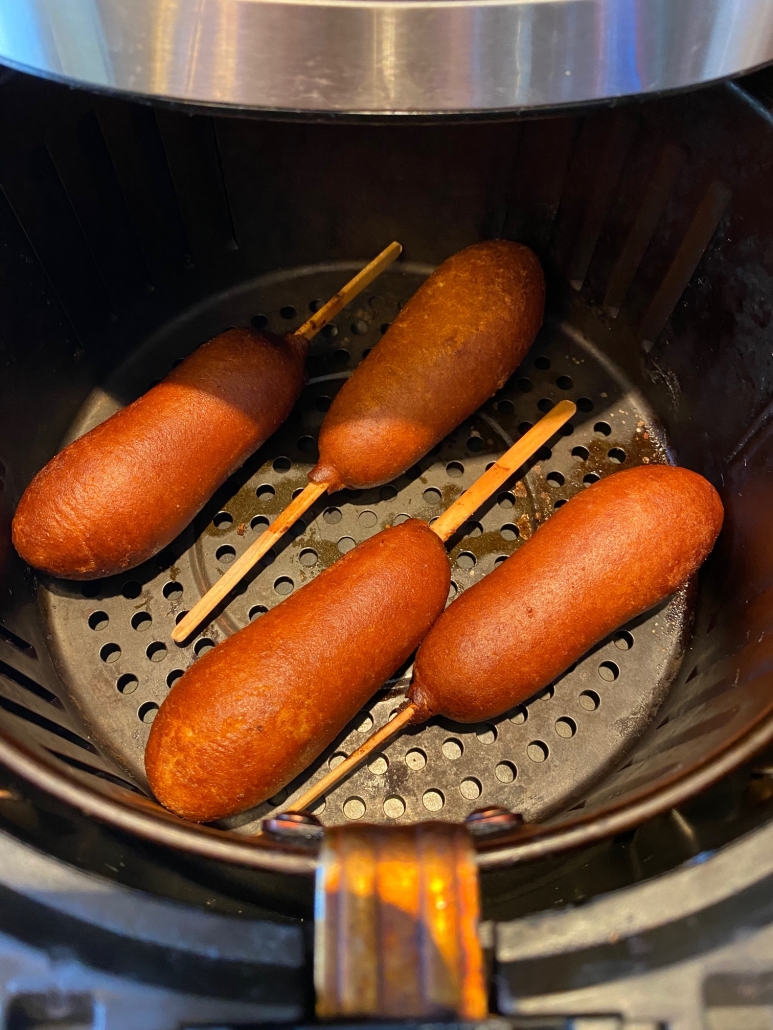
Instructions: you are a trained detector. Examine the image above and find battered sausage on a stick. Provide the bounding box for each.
[145,520,450,822]
[410,464,723,722]
[173,239,545,643]
[311,239,545,491]
[291,464,724,812]
[12,329,307,580]
[12,242,401,580]
[146,404,574,822]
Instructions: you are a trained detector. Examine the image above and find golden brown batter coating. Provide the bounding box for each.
[310,240,545,491]
[145,519,450,822]
[12,328,307,579]
[410,465,724,724]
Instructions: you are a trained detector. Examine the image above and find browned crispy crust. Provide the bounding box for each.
[12,329,307,579]
[145,519,450,822]
[310,240,545,492]
[410,465,724,724]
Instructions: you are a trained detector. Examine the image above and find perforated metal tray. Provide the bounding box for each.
[39,264,687,831]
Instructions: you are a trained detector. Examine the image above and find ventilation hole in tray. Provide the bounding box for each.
[256,484,275,501]
[423,488,442,504]
[405,748,427,770]
[476,723,497,744]
[88,611,109,632]
[446,461,464,478]
[422,789,444,812]
[500,524,519,541]
[216,545,236,564]
[579,690,600,711]
[498,492,515,509]
[456,552,476,570]
[509,706,527,724]
[369,754,388,775]
[557,375,573,390]
[534,356,551,370]
[497,399,514,415]
[546,471,565,487]
[460,777,482,800]
[117,674,138,694]
[393,514,409,525]
[555,717,577,738]
[448,581,458,600]
[249,605,268,622]
[100,643,121,664]
[381,323,391,334]
[146,642,166,663]
[131,612,151,633]
[384,796,405,818]
[280,305,296,320]
[195,638,214,657]
[81,582,102,599]
[274,576,294,595]
[322,325,338,340]
[167,669,184,688]
[516,377,532,393]
[174,610,189,626]
[577,397,594,412]
[251,314,268,329]
[323,507,342,524]
[343,797,366,820]
[554,499,568,509]
[614,631,634,650]
[583,472,600,486]
[527,741,549,762]
[572,446,589,461]
[496,761,517,783]
[121,581,141,600]
[351,320,368,335]
[213,511,233,529]
[468,436,485,452]
[442,738,463,759]
[163,581,183,601]
[537,399,554,414]
[251,515,269,532]
[309,298,324,313]
[608,447,626,464]
[519,421,534,435]
[315,395,331,412]
[598,660,620,682]
[299,548,318,567]
[298,435,316,453]
[138,702,159,724]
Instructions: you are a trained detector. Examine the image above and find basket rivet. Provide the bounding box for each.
[465,806,524,837]
[262,810,324,845]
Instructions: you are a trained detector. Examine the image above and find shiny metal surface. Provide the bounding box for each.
[0,0,773,114]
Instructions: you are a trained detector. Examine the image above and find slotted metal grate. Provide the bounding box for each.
[39,263,686,831]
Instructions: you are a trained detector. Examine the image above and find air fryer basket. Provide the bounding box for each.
[1,69,773,898]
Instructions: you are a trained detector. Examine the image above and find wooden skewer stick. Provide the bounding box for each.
[429,399,576,543]
[173,482,328,643]
[295,241,402,341]
[286,399,577,814]
[172,242,402,646]
[290,704,418,814]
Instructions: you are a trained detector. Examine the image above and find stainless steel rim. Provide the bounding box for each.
[1,0,773,114]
